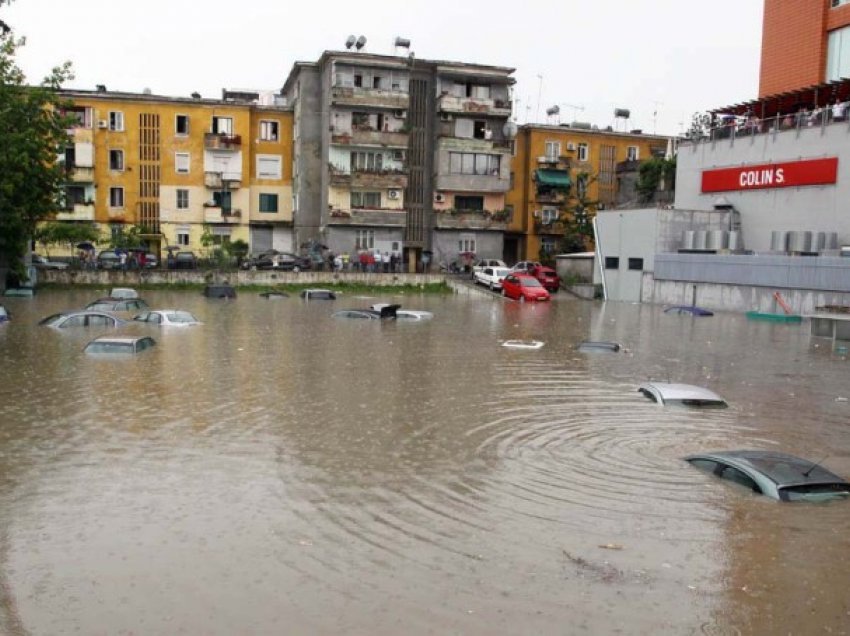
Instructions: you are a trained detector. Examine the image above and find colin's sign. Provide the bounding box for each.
[701,157,838,193]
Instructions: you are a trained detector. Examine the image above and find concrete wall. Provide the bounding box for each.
[593,209,659,302]
[288,67,324,250]
[326,227,403,258]
[431,230,503,266]
[675,122,850,251]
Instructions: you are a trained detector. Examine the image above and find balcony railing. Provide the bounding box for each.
[535,191,568,204]
[437,94,512,116]
[331,129,409,147]
[204,206,242,223]
[434,210,510,230]
[55,203,95,221]
[330,86,409,109]
[329,169,408,189]
[204,133,242,150]
[68,166,95,183]
[327,207,407,227]
[204,171,242,189]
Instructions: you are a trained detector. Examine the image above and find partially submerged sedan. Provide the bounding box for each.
[85,297,149,313]
[133,310,202,326]
[333,304,400,320]
[40,311,126,329]
[84,335,156,355]
[664,305,714,316]
[638,382,727,408]
[685,450,850,502]
[369,303,433,320]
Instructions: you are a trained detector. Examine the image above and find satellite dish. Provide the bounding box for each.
[502,121,518,140]
[355,35,367,50]
[345,35,356,49]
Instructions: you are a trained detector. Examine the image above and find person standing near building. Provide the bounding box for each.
[119,251,127,272]
[382,250,390,273]
[832,97,847,122]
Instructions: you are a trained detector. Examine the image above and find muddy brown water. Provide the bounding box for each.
[0,289,848,635]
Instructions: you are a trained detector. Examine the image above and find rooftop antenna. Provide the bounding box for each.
[535,74,543,123]
[345,35,356,50]
[561,103,585,124]
[355,35,367,51]
[652,100,663,134]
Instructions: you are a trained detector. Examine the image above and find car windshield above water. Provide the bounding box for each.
[639,382,727,408]
[84,336,156,354]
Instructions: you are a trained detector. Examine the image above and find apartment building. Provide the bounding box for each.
[57,88,293,255]
[760,0,850,97]
[506,124,670,262]
[282,50,514,269]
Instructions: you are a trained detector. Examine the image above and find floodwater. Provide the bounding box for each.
[0,287,848,635]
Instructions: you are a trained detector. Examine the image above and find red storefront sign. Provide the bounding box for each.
[701,157,838,193]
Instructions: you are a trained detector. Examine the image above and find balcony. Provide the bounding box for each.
[433,210,510,231]
[327,207,407,227]
[68,166,95,183]
[204,133,242,150]
[204,171,242,189]
[331,128,409,147]
[55,203,95,221]
[535,191,568,205]
[438,94,512,117]
[534,220,567,235]
[329,169,408,189]
[537,155,572,169]
[204,206,242,223]
[434,173,509,193]
[330,86,409,109]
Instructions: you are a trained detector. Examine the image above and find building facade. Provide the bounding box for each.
[759,0,850,97]
[506,125,669,263]
[282,51,514,270]
[57,89,293,255]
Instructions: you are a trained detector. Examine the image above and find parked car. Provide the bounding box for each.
[96,250,122,270]
[110,287,139,299]
[509,260,542,274]
[84,335,156,355]
[471,258,507,277]
[32,254,69,270]
[133,310,202,326]
[133,251,158,269]
[39,311,126,329]
[241,250,310,271]
[0,305,9,323]
[638,382,727,408]
[174,251,197,270]
[473,266,511,291]
[684,450,850,502]
[85,297,150,313]
[501,273,551,302]
[529,264,560,293]
[664,305,714,316]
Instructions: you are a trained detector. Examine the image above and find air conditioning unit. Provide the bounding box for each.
[387,189,400,200]
[434,193,446,203]
[97,120,109,129]
[393,109,406,118]
[566,142,576,151]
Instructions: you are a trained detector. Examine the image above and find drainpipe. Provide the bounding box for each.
[592,216,607,300]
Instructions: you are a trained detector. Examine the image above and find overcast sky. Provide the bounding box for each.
[5,0,763,136]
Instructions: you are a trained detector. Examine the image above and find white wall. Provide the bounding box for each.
[594,209,659,302]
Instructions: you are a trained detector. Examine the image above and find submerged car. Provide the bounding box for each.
[664,305,714,316]
[110,287,140,299]
[369,303,433,320]
[639,382,727,408]
[474,266,511,291]
[685,450,850,502]
[333,304,400,320]
[577,340,621,353]
[133,310,202,326]
[84,335,156,355]
[39,311,126,329]
[85,297,150,313]
[203,284,236,299]
[301,289,336,300]
[501,273,551,302]
[0,305,9,323]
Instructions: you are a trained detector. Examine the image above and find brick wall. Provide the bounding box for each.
[759,0,850,97]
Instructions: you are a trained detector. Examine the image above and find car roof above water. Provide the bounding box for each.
[639,382,727,407]
[688,450,848,487]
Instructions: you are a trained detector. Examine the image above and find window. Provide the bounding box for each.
[213,191,232,213]
[63,106,92,129]
[212,116,233,135]
[353,74,363,88]
[108,111,124,131]
[259,193,279,213]
[351,191,381,208]
[627,146,639,161]
[355,229,374,250]
[473,120,489,140]
[545,141,560,160]
[628,258,644,271]
[448,152,500,175]
[64,185,86,208]
[109,149,124,171]
[257,155,282,179]
[577,143,589,162]
[719,466,761,493]
[372,76,383,89]
[541,207,559,224]
[455,195,484,211]
[260,120,279,141]
[459,236,476,253]
[833,0,850,7]
[604,256,619,270]
[175,114,189,135]
[827,25,850,82]
[350,151,384,172]
[109,187,124,208]
[541,237,556,254]
[176,189,189,210]
[175,152,190,174]
[176,231,190,246]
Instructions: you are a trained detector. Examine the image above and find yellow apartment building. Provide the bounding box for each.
[505,124,670,262]
[55,88,293,256]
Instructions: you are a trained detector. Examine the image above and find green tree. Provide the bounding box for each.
[109,224,146,249]
[34,222,99,256]
[0,10,73,284]
[636,157,676,204]
[558,171,599,255]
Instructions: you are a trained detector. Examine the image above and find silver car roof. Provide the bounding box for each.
[639,382,726,404]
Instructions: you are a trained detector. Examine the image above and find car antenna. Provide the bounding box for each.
[802,455,829,478]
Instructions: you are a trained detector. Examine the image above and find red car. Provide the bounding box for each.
[530,265,561,293]
[501,273,551,302]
